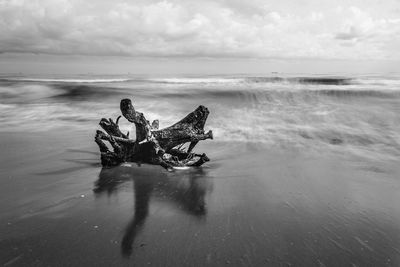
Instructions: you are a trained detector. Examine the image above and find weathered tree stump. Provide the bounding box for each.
[95,99,213,170]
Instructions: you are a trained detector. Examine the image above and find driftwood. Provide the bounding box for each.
[95,99,213,170]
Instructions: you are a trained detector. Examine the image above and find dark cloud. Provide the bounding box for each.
[335,26,360,40]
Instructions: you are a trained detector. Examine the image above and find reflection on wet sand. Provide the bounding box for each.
[93,164,213,257]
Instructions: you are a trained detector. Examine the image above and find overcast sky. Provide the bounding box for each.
[1,0,400,74]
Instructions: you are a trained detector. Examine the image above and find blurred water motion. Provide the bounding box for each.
[1,74,399,161]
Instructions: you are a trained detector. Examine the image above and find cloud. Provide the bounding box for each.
[332,6,400,59]
[0,0,399,60]
[335,7,387,41]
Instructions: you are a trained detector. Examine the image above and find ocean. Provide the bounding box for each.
[1,74,399,161]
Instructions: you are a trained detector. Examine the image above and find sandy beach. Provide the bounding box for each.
[1,127,400,266]
[1,0,400,264]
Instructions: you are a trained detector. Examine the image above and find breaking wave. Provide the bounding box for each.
[0,77,132,83]
[142,76,356,85]
[2,75,400,88]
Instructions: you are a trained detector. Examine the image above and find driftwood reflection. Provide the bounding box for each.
[93,164,212,257]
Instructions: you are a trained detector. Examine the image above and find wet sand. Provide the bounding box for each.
[1,129,400,266]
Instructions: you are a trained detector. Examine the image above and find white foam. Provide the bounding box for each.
[0,84,61,100]
[149,77,244,84]
[172,166,191,170]
[2,78,131,83]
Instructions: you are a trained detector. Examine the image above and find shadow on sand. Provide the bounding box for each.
[93,164,213,257]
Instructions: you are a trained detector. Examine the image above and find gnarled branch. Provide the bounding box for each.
[95,99,212,169]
